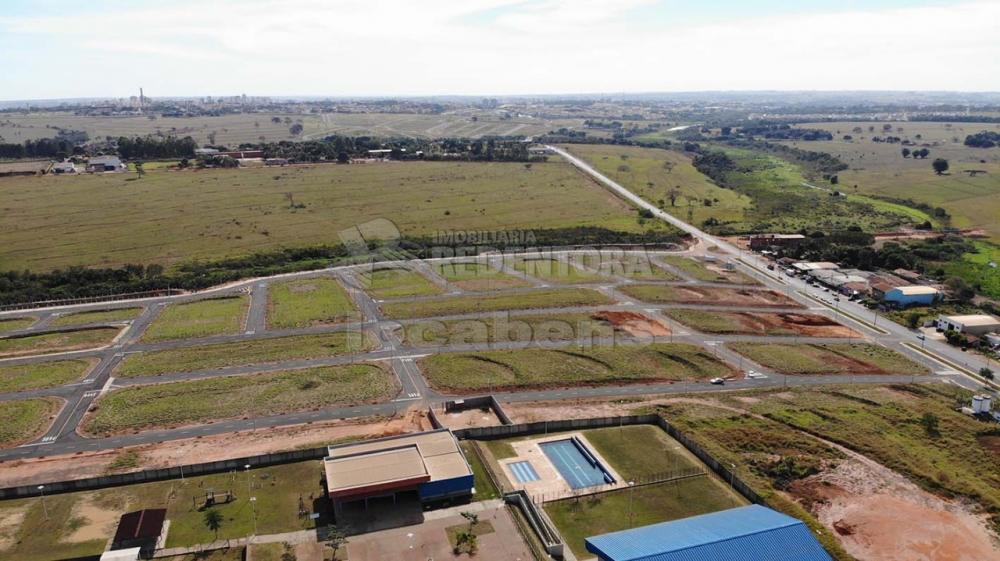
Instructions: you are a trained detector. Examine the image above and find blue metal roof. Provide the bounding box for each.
[585,505,832,561]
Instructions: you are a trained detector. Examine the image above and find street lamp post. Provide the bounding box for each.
[37,485,48,520]
[244,464,252,499]
[627,481,636,528]
[250,496,258,539]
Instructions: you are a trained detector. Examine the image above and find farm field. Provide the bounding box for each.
[0,317,36,333]
[0,458,329,560]
[782,121,1000,241]
[618,284,800,308]
[0,160,661,272]
[50,307,142,327]
[434,261,530,291]
[0,358,95,393]
[727,343,928,375]
[84,363,396,435]
[0,327,121,358]
[267,277,359,328]
[141,296,247,342]
[117,331,371,378]
[401,311,668,347]
[418,343,733,392]
[664,310,858,338]
[657,255,757,284]
[0,397,61,448]
[357,267,442,299]
[507,257,605,284]
[380,288,613,319]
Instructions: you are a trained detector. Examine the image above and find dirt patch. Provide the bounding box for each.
[787,457,999,561]
[977,435,1000,456]
[665,286,801,308]
[592,310,670,337]
[0,504,29,550]
[63,497,120,544]
[433,407,502,429]
[0,409,430,488]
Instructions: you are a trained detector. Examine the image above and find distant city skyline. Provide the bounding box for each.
[1,0,998,101]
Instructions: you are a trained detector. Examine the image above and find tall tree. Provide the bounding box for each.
[932,158,949,175]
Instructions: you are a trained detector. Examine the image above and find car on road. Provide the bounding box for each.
[710,377,725,385]
[746,370,768,379]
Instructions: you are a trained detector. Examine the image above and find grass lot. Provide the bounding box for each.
[434,261,530,291]
[460,441,501,501]
[562,144,751,227]
[419,343,733,392]
[51,307,142,327]
[357,267,442,299]
[0,160,658,272]
[0,397,61,448]
[85,364,396,435]
[141,296,248,342]
[545,478,743,557]
[402,312,616,346]
[584,425,703,479]
[117,332,371,377]
[508,257,606,284]
[658,255,756,284]
[0,327,121,358]
[727,343,928,375]
[780,121,1000,241]
[267,277,360,328]
[0,317,36,333]
[936,240,1000,299]
[380,288,613,319]
[0,459,329,560]
[0,358,95,393]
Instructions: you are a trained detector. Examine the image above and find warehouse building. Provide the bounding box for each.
[936,314,1000,336]
[323,429,474,517]
[585,505,832,561]
[882,285,940,307]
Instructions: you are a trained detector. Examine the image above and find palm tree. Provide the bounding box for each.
[203,508,223,540]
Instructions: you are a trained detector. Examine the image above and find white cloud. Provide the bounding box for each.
[0,0,998,99]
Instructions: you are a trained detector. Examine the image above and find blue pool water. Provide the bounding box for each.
[508,460,540,483]
[540,438,615,489]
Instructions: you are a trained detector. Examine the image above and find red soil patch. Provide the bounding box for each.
[977,434,1000,456]
[742,312,859,338]
[665,286,802,308]
[592,310,671,337]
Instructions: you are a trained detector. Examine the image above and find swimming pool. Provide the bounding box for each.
[540,438,615,490]
[508,460,540,483]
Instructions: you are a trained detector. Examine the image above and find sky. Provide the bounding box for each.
[1,0,998,100]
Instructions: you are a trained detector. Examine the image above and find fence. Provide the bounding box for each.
[0,289,184,312]
[526,467,706,505]
[504,490,564,559]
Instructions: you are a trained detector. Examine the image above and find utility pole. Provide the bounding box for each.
[37,485,48,520]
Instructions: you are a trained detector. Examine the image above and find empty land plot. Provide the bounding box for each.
[545,477,744,558]
[51,307,142,327]
[0,317,37,334]
[357,267,443,299]
[584,425,704,479]
[141,296,248,342]
[658,255,758,284]
[381,288,613,319]
[0,327,121,358]
[664,310,858,337]
[619,284,800,308]
[0,397,62,448]
[84,363,396,435]
[0,358,96,393]
[0,459,328,559]
[267,277,359,329]
[117,331,372,378]
[419,343,733,392]
[574,255,681,281]
[727,343,928,375]
[403,312,617,346]
[434,261,530,291]
[508,257,605,283]
[0,160,663,272]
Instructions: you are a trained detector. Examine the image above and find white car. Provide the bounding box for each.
[746,370,768,379]
[710,377,726,385]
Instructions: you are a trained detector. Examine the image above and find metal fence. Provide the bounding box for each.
[0,289,184,312]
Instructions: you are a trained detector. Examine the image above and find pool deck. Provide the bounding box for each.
[498,432,627,500]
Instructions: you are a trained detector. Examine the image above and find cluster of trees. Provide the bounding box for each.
[901,147,930,158]
[964,131,1000,148]
[0,129,89,159]
[778,233,974,277]
[116,135,198,159]
[691,151,739,183]
[239,135,538,163]
[737,124,833,141]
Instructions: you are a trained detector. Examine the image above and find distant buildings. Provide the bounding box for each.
[883,285,940,307]
[86,155,125,172]
[749,233,806,251]
[936,314,1000,336]
[51,160,77,174]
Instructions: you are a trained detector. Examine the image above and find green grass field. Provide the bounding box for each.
[0,317,36,333]
[419,343,732,392]
[460,441,501,502]
[936,240,1000,299]
[402,312,617,346]
[267,277,360,328]
[85,364,396,435]
[0,358,95,393]
[141,296,248,342]
[657,255,757,284]
[585,425,704,479]
[727,343,928,375]
[780,121,1000,241]
[0,327,121,358]
[508,257,606,284]
[0,397,61,448]
[434,261,530,291]
[0,160,657,272]
[50,307,142,327]
[117,332,371,378]
[0,458,328,560]
[380,288,613,319]
[357,267,442,299]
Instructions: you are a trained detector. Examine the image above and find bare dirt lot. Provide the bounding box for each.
[668,310,859,338]
[592,310,671,337]
[622,285,803,308]
[432,407,503,430]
